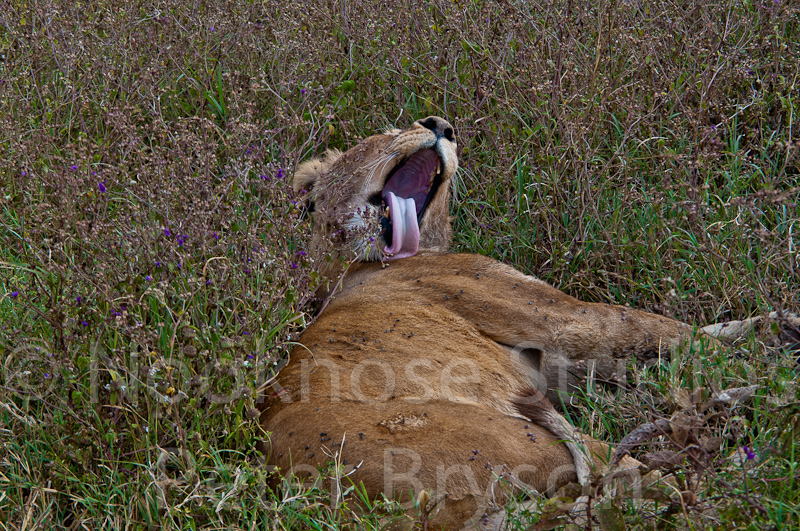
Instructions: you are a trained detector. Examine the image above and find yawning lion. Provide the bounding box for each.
[260,117,796,529]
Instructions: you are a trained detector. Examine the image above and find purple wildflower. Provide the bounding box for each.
[743,446,756,461]
[301,88,306,95]
[164,227,171,237]
[82,321,89,326]
[11,291,19,298]
[71,165,78,171]
[277,168,284,179]
[98,181,107,193]
[145,275,152,281]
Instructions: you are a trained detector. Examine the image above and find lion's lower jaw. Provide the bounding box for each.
[340,202,453,263]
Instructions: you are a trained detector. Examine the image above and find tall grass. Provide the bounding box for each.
[1,0,798,529]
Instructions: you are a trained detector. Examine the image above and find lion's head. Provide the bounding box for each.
[293,116,458,263]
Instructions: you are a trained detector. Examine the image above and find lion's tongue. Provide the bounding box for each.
[384,191,419,260]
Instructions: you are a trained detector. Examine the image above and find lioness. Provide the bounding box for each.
[261,117,794,529]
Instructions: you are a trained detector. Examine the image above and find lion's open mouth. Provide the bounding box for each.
[379,149,443,260]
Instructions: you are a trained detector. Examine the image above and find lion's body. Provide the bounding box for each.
[262,252,693,527]
[260,117,793,529]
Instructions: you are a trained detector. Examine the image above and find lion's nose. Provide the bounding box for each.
[417,116,455,143]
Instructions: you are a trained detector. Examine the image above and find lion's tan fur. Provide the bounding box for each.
[259,117,745,529]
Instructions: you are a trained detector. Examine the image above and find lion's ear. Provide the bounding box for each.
[293,149,342,194]
[292,149,342,215]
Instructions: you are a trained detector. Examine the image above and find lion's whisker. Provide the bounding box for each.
[362,151,399,192]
